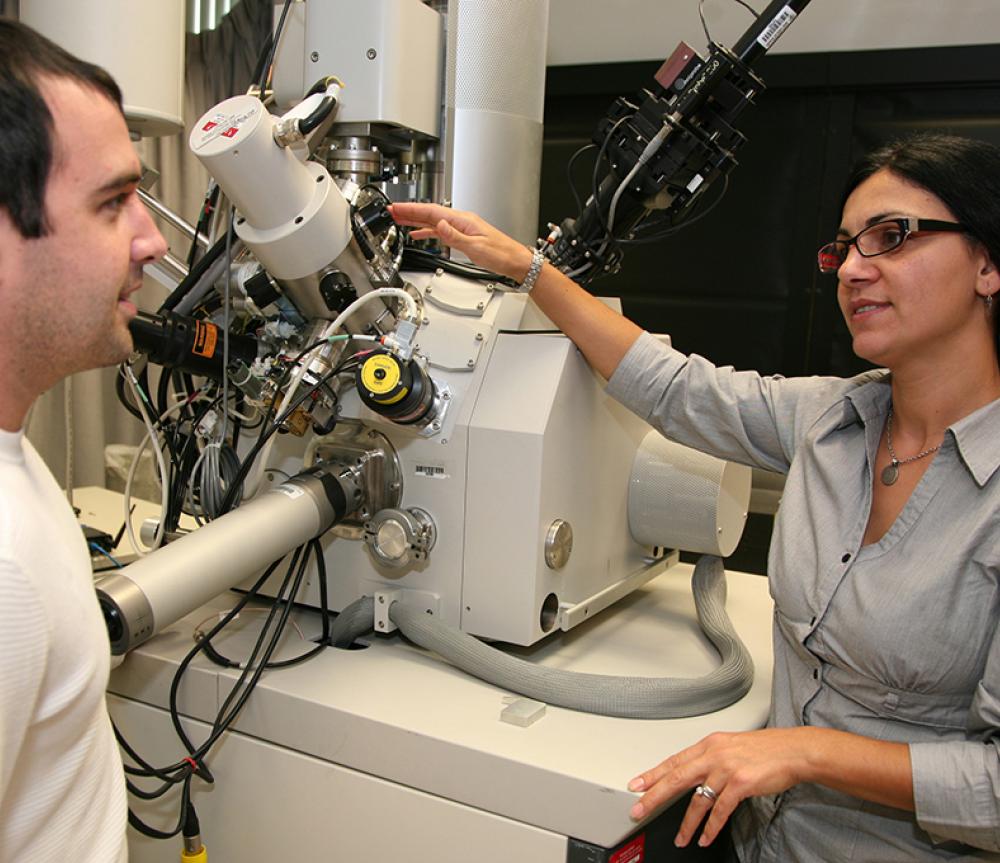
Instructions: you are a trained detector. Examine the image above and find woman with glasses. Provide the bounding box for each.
[392,132,1000,862]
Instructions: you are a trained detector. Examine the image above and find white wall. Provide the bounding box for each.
[547,0,1000,66]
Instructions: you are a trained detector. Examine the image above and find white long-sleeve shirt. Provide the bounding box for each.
[0,429,127,862]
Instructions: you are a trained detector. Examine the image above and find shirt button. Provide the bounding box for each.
[841,553,851,563]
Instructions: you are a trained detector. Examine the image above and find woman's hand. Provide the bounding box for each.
[628,726,913,848]
[628,728,817,848]
[389,202,533,283]
[391,201,645,379]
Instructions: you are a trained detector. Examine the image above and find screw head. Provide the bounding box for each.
[310,51,320,62]
[366,48,377,60]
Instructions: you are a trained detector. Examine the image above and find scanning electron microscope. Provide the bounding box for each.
[88,0,811,859]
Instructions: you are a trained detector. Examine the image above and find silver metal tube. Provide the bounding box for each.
[96,469,361,654]
[139,188,210,251]
[161,251,189,280]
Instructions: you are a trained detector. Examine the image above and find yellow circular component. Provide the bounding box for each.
[360,354,402,395]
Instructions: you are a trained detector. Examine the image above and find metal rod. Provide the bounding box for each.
[138,188,210,251]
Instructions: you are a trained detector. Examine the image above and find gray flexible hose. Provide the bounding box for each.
[330,595,376,648]
[386,554,754,719]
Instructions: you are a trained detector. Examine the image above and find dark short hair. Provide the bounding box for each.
[843,133,1000,274]
[0,19,123,238]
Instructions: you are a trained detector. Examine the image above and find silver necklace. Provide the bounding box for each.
[881,407,942,486]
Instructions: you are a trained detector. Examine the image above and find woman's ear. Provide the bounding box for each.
[975,251,1000,299]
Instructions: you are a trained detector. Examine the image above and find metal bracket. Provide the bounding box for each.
[373,590,402,634]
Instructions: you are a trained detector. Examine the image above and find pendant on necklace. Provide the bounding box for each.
[881,461,900,486]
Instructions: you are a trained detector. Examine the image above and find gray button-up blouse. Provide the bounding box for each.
[607,332,1000,862]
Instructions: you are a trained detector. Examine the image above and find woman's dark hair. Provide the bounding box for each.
[843,132,1000,274]
[0,19,123,239]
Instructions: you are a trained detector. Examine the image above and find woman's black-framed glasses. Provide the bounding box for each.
[817,217,967,274]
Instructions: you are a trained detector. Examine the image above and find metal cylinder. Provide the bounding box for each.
[445,0,550,244]
[96,469,360,654]
[627,432,751,557]
[21,0,185,136]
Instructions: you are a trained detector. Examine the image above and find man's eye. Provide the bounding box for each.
[104,192,130,212]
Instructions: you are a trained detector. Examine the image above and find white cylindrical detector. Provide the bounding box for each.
[628,432,751,557]
[21,0,185,137]
[446,0,549,244]
[189,94,353,281]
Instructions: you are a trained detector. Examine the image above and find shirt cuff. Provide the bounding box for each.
[910,740,1000,850]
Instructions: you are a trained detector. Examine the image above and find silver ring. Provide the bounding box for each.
[695,784,718,802]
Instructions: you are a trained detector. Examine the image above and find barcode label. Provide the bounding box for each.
[415,465,447,478]
[756,5,797,50]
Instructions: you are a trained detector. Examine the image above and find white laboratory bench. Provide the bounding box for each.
[106,553,774,862]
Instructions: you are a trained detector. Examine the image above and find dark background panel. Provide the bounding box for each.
[538,44,1000,571]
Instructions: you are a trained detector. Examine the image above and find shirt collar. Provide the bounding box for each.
[840,371,1000,487]
[949,398,1000,487]
[840,370,891,430]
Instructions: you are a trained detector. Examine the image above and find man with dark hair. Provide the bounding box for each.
[0,18,166,861]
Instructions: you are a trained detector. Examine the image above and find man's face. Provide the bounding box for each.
[0,76,166,386]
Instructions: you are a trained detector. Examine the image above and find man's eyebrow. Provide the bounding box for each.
[93,171,142,197]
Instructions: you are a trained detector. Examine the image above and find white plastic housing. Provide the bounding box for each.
[446,0,549,243]
[272,0,442,137]
[21,0,185,137]
[189,94,353,280]
[627,432,751,557]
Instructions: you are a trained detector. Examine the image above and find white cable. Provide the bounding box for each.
[122,368,169,556]
[241,290,415,499]
[606,122,672,240]
[121,375,205,556]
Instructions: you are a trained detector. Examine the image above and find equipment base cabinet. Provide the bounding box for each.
[110,567,772,861]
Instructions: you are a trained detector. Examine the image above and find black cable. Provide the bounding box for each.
[566,142,597,215]
[619,173,730,245]
[117,556,290,790]
[115,366,144,422]
[590,115,631,247]
[200,539,331,670]
[127,777,192,840]
[249,31,274,93]
[208,548,302,731]
[298,95,337,135]
[171,550,306,762]
[158,225,236,314]
[186,184,220,270]
[401,247,517,287]
[219,348,363,515]
[700,0,760,44]
[547,115,632,278]
[258,0,294,94]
